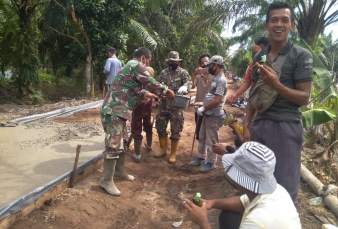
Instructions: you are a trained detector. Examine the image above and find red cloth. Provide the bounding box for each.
[244,61,253,86]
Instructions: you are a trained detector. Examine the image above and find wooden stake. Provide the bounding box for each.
[69,145,81,188]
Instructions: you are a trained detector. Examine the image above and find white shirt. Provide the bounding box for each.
[240,184,301,229]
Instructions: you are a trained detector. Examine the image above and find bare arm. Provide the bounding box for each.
[183,200,212,229]
[208,196,245,214]
[191,67,202,88]
[191,74,196,88]
[243,101,256,142]
[183,196,244,229]
[236,79,251,96]
[229,79,251,102]
[273,81,311,106]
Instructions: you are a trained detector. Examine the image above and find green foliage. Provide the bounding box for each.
[28,90,45,104]
[125,1,226,76]
[0,0,42,95]
[229,49,251,77]
[321,33,338,74]
[302,109,336,128]
[40,0,145,94]
[300,39,338,159]
[38,71,53,84]
[1,0,337,102]
[297,39,336,100]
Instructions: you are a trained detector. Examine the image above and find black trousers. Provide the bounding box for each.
[194,112,204,140]
[219,210,242,229]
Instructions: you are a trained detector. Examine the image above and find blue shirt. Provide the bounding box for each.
[104,56,122,84]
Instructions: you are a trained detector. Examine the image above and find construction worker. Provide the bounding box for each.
[99,47,174,196]
[155,51,192,163]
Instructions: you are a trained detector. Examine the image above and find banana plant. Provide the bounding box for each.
[298,39,338,161]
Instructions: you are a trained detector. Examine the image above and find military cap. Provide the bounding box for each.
[165,51,182,62]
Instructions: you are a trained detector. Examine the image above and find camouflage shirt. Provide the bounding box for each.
[101,59,168,120]
[158,67,191,101]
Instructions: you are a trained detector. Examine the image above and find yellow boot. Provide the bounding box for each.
[154,137,167,158]
[169,140,179,163]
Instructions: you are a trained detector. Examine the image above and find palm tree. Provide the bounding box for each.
[183,0,338,47]
[322,33,338,75]
[295,0,338,45]
[126,0,226,74]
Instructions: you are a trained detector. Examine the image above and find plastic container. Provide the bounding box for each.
[308,197,322,205]
[167,95,190,109]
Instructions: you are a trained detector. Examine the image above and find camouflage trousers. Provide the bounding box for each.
[156,101,184,140]
[101,113,128,159]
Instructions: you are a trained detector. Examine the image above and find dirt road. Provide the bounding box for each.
[1,82,335,229]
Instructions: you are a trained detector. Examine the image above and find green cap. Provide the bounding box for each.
[195,192,201,199]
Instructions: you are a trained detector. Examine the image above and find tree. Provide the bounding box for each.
[183,0,338,47]
[124,0,227,75]
[295,0,338,45]
[322,33,338,75]
[41,0,143,96]
[0,0,43,95]
[229,48,251,77]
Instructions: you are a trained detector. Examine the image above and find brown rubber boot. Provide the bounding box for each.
[169,140,179,163]
[99,159,121,196]
[154,137,167,158]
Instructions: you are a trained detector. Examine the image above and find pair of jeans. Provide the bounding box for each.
[219,210,242,229]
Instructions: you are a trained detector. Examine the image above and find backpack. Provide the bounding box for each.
[248,47,292,113]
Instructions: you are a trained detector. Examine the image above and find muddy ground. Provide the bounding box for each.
[1,82,337,229]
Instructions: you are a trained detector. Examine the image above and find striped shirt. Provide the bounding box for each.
[203,73,227,116]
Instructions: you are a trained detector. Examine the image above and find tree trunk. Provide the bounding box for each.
[85,52,92,95]
[70,3,94,97]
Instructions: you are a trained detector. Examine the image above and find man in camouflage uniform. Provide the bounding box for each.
[155,51,192,163]
[100,47,175,196]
